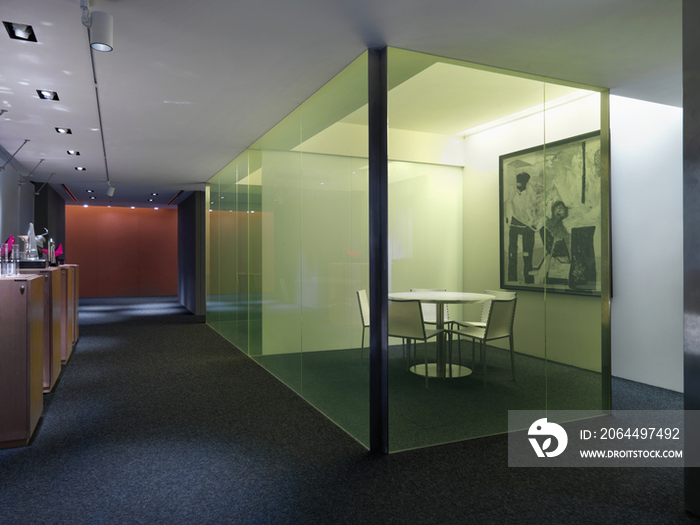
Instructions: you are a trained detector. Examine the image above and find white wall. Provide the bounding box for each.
[463,94,603,371]
[609,95,683,392]
[0,148,35,244]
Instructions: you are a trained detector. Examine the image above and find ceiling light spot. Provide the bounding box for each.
[55,127,71,134]
[37,89,58,101]
[154,207,159,210]
[3,21,37,42]
[148,198,154,202]
[151,192,158,196]
[67,150,80,156]
[83,204,88,208]
[90,196,96,200]
[131,206,135,209]
[86,189,94,193]
[75,167,86,171]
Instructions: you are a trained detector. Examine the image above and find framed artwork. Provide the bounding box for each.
[499,131,601,296]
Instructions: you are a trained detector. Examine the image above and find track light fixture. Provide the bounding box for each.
[107,183,115,197]
[80,0,113,52]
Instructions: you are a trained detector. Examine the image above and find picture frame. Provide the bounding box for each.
[499,131,601,296]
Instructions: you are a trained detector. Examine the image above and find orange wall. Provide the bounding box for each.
[65,206,178,298]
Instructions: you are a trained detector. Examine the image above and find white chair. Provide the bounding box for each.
[357,290,370,357]
[451,289,512,330]
[449,293,517,387]
[410,288,451,327]
[388,298,445,387]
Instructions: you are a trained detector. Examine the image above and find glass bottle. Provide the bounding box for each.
[0,243,6,277]
[9,244,19,276]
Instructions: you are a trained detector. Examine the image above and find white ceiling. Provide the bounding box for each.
[0,0,681,208]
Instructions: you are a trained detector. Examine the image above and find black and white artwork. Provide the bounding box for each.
[499,131,601,296]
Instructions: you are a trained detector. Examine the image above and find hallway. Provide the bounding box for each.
[0,297,691,524]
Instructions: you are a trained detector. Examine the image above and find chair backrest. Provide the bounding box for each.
[410,288,449,322]
[481,289,516,323]
[484,296,517,340]
[357,289,370,328]
[388,299,427,340]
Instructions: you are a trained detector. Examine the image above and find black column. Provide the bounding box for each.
[368,47,389,454]
[178,191,206,318]
[684,0,700,515]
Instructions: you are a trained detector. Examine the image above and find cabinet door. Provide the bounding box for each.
[0,277,43,447]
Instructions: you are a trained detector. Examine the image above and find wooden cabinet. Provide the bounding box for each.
[0,276,44,448]
[63,264,79,345]
[59,266,75,363]
[20,268,62,392]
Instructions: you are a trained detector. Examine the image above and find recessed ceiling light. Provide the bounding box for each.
[83,204,88,208]
[154,207,159,210]
[37,89,59,101]
[90,196,96,200]
[75,167,86,171]
[148,198,154,202]
[151,192,158,196]
[67,150,80,156]
[86,189,94,193]
[55,127,72,134]
[131,206,135,209]
[3,21,37,42]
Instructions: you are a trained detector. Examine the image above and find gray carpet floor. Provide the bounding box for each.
[0,296,696,524]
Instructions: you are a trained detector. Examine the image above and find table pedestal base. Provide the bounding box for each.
[409,363,472,378]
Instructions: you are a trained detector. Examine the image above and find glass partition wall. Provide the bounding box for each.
[208,53,372,446]
[385,48,608,451]
[206,48,610,452]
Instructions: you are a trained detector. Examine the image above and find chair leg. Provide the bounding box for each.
[471,337,476,371]
[481,339,486,388]
[424,340,429,388]
[509,334,515,381]
[404,338,411,371]
[448,331,453,378]
[457,334,462,369]
[360,326,366,360]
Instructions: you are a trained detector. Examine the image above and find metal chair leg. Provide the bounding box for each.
[510,334,515,381]
[424,339,429,388]
[360,326,366,360]
[482,339,486,388]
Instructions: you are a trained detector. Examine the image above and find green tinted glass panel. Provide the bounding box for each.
[386,47,609,452]
[206,52,370,447]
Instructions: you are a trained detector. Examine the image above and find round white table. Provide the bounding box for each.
[388,291,495,379]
